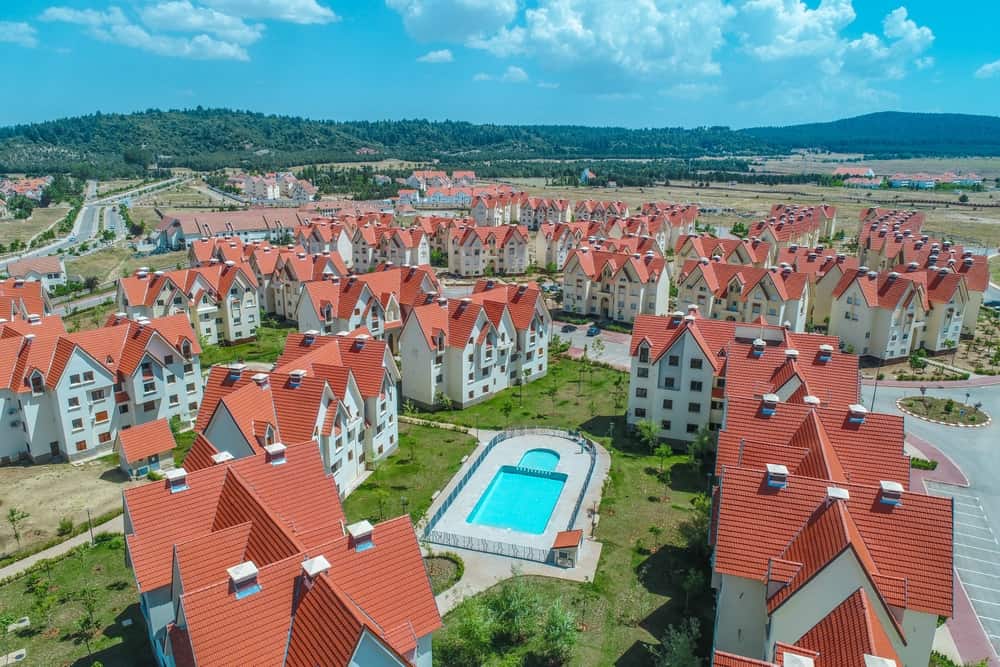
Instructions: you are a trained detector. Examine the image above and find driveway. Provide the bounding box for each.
[553,319,631,370]
[864,381,1000,659]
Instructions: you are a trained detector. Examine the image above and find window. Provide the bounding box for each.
[688,402,701,413]
[143,401,155,413]
[71,418,84,431]
[119,404,129,415]
[164,354,174,365]
[91,389,105,401]
[690,358,703,370]
[347,450,354,461]
[167,374,176,385]
[75,440,87,452]
[331,459,342,473]
[638,347,649,363]
[661,420,671,429]
[83,371,94,383]
[662,399,673,409]
[68,396,80,410]
[690,381,703,392]
[183,363,193,374]
[664,377,675,389]
[169,395,179,407]
[637,367,648,378]
[143,381,156,395]
[668,355,679,366]
[186,382,196,394]
[686,423,700,434]
[634,407,646,418]
[188,402,199,411]
[98,432,111,444]
[95,410,108,424]
[30,374,44,395]
[635,387,647,398]
[70,374,81,386]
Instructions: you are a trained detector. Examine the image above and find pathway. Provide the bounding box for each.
[0,515,123,582]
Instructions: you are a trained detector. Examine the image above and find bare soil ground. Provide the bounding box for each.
[96,178,144,195]
[0,205,69,246]
[761,155,1000,181]
[0,459,139,556]
[66,246,188,284]
[135,183,222,207]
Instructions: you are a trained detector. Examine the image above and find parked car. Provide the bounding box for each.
[561,324,577,333]
[586,325,601,337]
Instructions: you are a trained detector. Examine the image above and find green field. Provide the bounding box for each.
[343,423,478,524]
[0,536,153,666]
[198,316,298,367]
[424,358,715,664]
[66,247,188,284]
[0,205,70,247]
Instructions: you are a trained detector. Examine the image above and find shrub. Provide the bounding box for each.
[910,458,939,471]
[944,399,955,413]
[57,517,74,537]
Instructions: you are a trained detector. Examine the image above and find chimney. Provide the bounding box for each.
[817,343,834,363]
[760,393,780,416]
[347,520,375,552]
[887,271,899,281]
[879,480,904,507]
[906,262,919,272]
[227,561,261,599]
[228,362,246,380]
[27,313,40,324]
[164,468,188,494]
[438,297,448,308]
[751,338,766,358]
[803,395,821,407]
[288,369,307,387]
[303,330,318,345]
[766,463,789,489]
[847,403,868,424]
[251,372,269,387]
[264,442,287,465]
[784,349,799,360]
[301,555,331,579]
[211,451,234,465]
[963,257,974,267]
[827,486,850,502]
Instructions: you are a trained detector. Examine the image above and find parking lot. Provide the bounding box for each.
[929,481,1000,655]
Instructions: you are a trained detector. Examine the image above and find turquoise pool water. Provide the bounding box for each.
[467,466,567,534]
[518,448,560,471]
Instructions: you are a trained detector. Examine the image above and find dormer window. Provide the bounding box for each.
[30,372,44,395]
[638,345,649,363]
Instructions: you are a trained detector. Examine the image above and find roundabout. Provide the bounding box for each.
[896,396,991,428]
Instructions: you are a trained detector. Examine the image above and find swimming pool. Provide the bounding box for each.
[466,465,567,534]
[518,448,560,471]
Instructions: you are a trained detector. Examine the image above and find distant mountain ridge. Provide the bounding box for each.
[1,109,997,177]
[739,111,1000,157]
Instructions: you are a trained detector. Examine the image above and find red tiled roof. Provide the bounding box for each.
[791,588,901,667]
[5,255,63,277]
[552,529,583,549]
[714,652,776,667]
[118,418,175,464]
[564,248,666,284]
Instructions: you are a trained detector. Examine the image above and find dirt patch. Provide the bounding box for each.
[0,459,139,557]
[424,555,461,595]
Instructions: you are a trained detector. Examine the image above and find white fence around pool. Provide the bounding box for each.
[422,426,597,564]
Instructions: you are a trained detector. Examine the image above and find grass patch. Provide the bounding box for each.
[431,357,716,664]
[0,205,69,247]
[0,535,153,665]
[66,247,187,284]
[63,300,118,333]
[899,396,989,425]
[910,457,939,471]
[991,255,1000,287]
[198,317,298,367]
[343,423,477,524]
[173,430,198,467]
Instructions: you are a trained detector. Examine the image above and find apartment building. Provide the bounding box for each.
[632,203,701,251]
[857,209,926,269]
[770,203,837,239]
[406,169,450,191]
[377,227,431,267]
[295,276,393,340]
[186,237,249,268]
[123,441,439,667]
[533,221,607,269]
[561,248,669,323]
[269,251,349,320]
[415,216,464,260]
[676,259,809,332]
[155,209,300,250]
[0,313,202,464]
[573,200,628,222]
[471,194,518,227]
[117,262,261,345]
[893,249,988,336]
[774,246,859,327]
[469,279,552,384]
[0,277,53,318]
[5,256,67,292]
[244,174,280,200]
[399,297,518,408]
[748,209,825,264]
[674,234,770,272]
[294,219,354,264]
[448,224,530,276]
[520,197,571,230]
[626,313,857,443]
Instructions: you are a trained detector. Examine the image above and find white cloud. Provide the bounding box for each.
[387,0,517,41]
[914,56,934,70]
[0,21,38,48]
[664,82,721,100]
[199,0,339,24]
[976,59,1000,79]
[735,0,855,61]
[417,48,453,63]
[473,72,492,81]
[140,1,265,45]
[536,80,559,89]
[41,5,250,60]
[501,65,528,82]
[468,0,734,79]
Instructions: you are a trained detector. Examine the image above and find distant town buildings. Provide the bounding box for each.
[4,255,67,292]
[0,176,53,201]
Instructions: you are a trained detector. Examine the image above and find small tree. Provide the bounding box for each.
[0,612,16,660]
[435,391,453,412]
[636,420,658,455]
[450,598,495,665]
[75,587,101,657]
[654,443,671,471]
[689,426,717,474]
[493,577,540,644]
[944,338,958,365]
[6,507,30,549]
[544,382,559,414]
[650,617,702,667]
[83,276,100,292]
[539,599,577,664]
[501,398,514,425]
[681,568,706,613]
[373,488,390,521]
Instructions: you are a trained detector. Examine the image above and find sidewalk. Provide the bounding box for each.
[0,515,124,582]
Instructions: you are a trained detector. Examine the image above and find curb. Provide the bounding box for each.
[895,399,992,428]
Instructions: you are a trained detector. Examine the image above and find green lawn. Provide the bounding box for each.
[0,536,154,666]
[899,396,989,425]
[198,317,298,367]
[422,357,716,665]
[63,299,118,333]
[343,423,477,524]
[173,429,198,467]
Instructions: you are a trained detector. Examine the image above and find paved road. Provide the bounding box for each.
[864,381,1000,658]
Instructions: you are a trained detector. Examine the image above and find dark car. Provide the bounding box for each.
[586,325,601,337]
[561,324,577,333]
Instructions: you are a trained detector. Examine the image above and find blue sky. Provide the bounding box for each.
[1,0,998,128]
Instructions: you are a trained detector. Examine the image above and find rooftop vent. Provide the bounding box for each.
[760,393,780,416]
[288,369,307,387]
[224,260,235,267]
[766,463,789,489]
[964,257,974,266]
[301,555,331,579]
[347,520,375,552]
[867,271,878,280]
[879,480,904,507]
[264,442,287,465]
[751,338,766,359]
[251,372,269,387]
[888,271,899,280]
[803,395,821,407]
[228,362,246,379]
[303,330,318,344]
[164,468,188,494]
[227,561,261,599]
[153,270,165,277]
[827,486,850,502]
[211,451,234,465]
[817,344,834,363]
[857,266,869,275]
[847,403,868,424]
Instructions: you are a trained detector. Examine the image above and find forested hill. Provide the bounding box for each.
[740,112,1000,157]
[0,109,765,177]
[2,108,998,178]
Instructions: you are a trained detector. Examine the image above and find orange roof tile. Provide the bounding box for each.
[118,418,175,464]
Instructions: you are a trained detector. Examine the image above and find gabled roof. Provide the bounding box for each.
[118,418,175,464]
[276,331,394,399]
[564,248,666,284]
[679,260,808,301]
[5,255,63,277]
[832,269,924,310]
[469,279,546,331]
[790,588,901,667]
[405,298,491,350]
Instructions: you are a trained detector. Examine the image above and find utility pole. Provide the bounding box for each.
[86,508,95,545]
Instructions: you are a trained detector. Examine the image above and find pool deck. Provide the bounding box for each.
[420,427,611,611]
